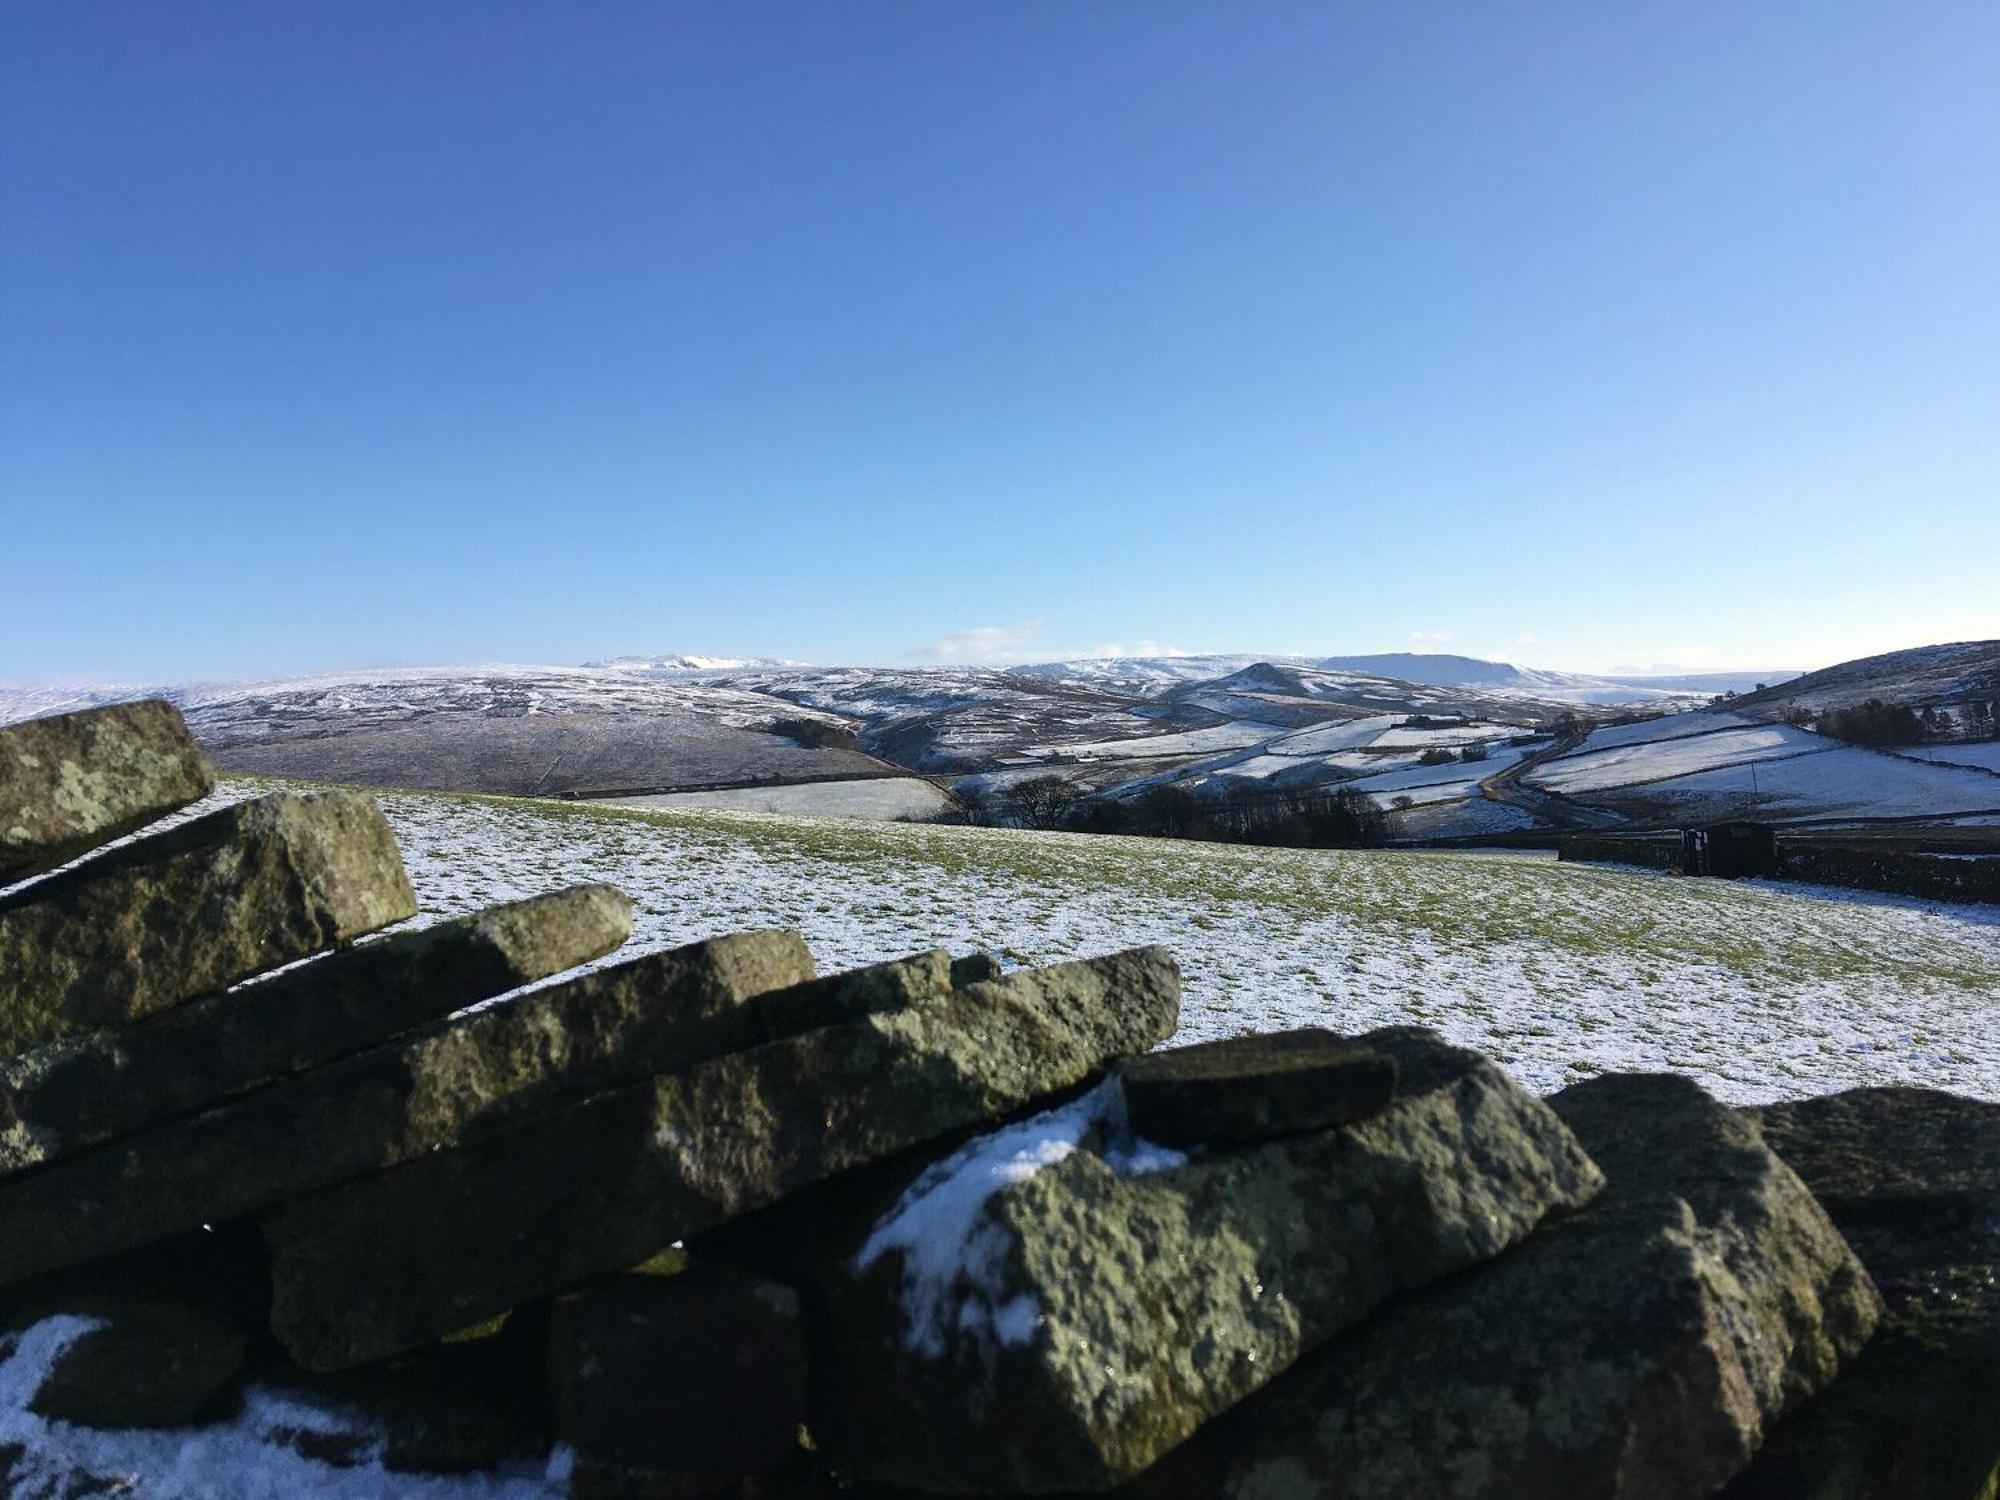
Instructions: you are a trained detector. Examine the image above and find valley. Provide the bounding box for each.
[3,641,1996,842]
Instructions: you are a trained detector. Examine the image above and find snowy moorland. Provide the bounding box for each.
[6,644,1993,836]
[3,777,1998,1497]
[316,782,2000,1108]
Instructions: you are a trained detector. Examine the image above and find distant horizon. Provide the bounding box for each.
[8,635,1933,693]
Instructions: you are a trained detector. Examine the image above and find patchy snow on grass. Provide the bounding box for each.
[853,1079,1182,1357]
[1262,715,1403,755]
[1601,745,2000,820]
[598,777,952,820]
[0,1317,566,1499]
[1027,721,1283,762]
[253,778,2000,1108]
[1529,725,1831,793]
[1367,721,1522,748]
[1564,709,1764,753]
[1906,741,2000,775]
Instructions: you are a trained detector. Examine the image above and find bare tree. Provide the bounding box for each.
[999,775,1085,831]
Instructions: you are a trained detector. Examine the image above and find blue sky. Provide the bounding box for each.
[3,2,1995,683]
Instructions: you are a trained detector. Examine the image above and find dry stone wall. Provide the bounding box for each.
[0,699,1991,1498]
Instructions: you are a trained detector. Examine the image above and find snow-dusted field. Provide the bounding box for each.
[1528,725,1826,793]
[1907,741,2000,774]
[340,780,2000,1108]
[598,776,952,819]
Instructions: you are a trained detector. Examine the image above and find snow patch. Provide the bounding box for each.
[0,1316,563,1499]
[853,1078,1184,1357]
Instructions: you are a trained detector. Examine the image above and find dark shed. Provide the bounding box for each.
[1682,822,1778,879]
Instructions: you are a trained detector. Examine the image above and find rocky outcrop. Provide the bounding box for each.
[1131,1072,1882,1500]
[0,883,634,1175]
[549,1264,809,1498]
[0,789,417,1056]
[1725,1087,2000,1499]
[813,1027,1599,1493]
[0,698,213,885]
[0,928,815,1286]
[261,947,1182,1370]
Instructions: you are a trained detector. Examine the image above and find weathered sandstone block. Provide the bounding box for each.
[9,1296,247,1430]
[0,699,213,885]
[1725,1087,2000,1499]
[0,883,633,1176]
[262,947,1181,1370]
[1118,1027,1400,1147]
[0,789,415,1057]
[1132,1072,1881,1500]
[820,1027,1601,1493]
[549,1265,808,1498]
[0,928,814,1287]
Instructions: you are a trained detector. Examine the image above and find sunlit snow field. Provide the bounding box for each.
[340,780,2000,1107]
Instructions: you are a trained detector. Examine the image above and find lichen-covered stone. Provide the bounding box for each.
[1725,1087,2000,1499]
[549,1265,808,1498]
[820,1027,1602,1493]
[262,946,1180,1371]
[0,789,416,1058]
[0,883,634,1176]
[1118,1027,1399,1146]
[0,928,814,1288]
[1133,1072,1881,1500]
[0,699,214,886]
[16,1296,246,1429]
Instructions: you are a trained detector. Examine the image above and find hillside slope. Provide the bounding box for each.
[4,642,1993,834]
[336,782,2000,1105]
[1734,640,2000,715]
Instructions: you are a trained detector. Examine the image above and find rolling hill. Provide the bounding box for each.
[2,643,1993,839]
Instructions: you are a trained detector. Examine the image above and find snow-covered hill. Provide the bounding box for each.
[3,641,1991,837]
[1007,651,1742,707]
[1733,639,2000,715]
[585,654,802,674]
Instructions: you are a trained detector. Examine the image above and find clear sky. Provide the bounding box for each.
[3,2,1995,684]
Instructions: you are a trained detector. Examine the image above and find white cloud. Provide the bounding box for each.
[908,620,1048,663]
[1407,629,1457,647]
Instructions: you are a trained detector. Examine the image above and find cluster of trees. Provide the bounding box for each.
[947,776,1389,849]
[1809,698,1971,748]
[1813,698,1929,747]
[1416,743,1489,766]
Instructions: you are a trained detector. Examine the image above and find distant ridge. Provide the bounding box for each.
[586,655,802,673]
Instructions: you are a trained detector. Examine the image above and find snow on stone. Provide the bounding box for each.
[853,1079,1183,1357]
[0,1316,564,1499]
